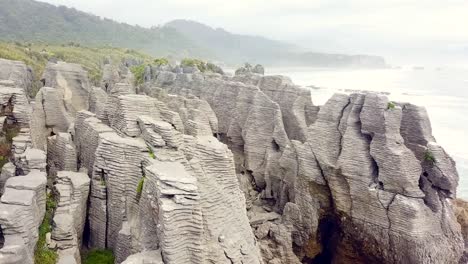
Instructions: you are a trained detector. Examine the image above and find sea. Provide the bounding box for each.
[264,67,468,199]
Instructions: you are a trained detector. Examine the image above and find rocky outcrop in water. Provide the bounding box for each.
[0,58,466,264]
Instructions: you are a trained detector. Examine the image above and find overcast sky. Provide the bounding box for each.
[39,0,468,66]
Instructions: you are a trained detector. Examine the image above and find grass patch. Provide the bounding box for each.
[424,150,436,165]
[34,192,58,264]
[136,176,145,197]
[181,58,207,72]
[154,57,169,66]
[387,101,396,109]
[82,249,115,264]
[148,147,156,159]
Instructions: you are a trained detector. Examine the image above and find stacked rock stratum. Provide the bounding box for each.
[0,58,466,264]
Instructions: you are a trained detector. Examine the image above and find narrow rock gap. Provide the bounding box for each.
[336,98,351,159]
[0,225,4,249]
[303,142,344,264]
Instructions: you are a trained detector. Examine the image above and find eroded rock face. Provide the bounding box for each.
[0,59,34,96]
[42,61,90,116]
[0,57,464,264]
[148,66,464,263]
[51,171,90,264]
[302,93,463,263]
[76,88,262,263]
[0,171,47,264]
[0,86,31,128]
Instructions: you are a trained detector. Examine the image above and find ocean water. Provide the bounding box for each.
[265,67,468,199]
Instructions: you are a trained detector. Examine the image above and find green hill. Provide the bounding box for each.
[0,0,387,67]
[0,0,210,58]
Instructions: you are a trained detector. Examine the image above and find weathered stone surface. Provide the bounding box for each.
[0,163,15,195]
[140,136,262,264]
[0,58,33,96]
[31,87,73,150]
[0,86,31,128]
[41,61,90,116]
[47,133,77,180]
[88,132,147,249]
[14,148,46,175]
[122,250,163,264]
[0,171,47,264]
[108,94,161,137]
[2,57,462,264]
[51,171,90,263]
[74,111,114,174]
[305,93,463,263]
[148,66,464,263]
[88,86,109,123]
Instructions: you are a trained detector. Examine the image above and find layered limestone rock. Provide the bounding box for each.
[0,85,31,128]
[0,58,34,96]
[0,171,47,264]
[50,171,90,263]
[1,57,464,264]
[30,87,73,150]
[88,86,108,123]
[31,61,92,150]
[140,136,262,264]
[146,65,465,263]
[74,87,261,263]
[47,133,77,180]
[299,93,463,263]
[41,61,90,116]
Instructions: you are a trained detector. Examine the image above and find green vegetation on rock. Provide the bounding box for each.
[34,192,58,264]
[0,41,154,96]
[424,150,436,165]
[148,147,156,159]
[137,176,145,197]
[82,249,115,264]
[387,101,396,109]
[154,57,169,66]
[181,58,207,72]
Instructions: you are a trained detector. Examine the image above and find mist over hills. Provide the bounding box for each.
[0,0,386,67]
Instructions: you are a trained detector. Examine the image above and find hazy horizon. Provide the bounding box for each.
[36,0,468,67]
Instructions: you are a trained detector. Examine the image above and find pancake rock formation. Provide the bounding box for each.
[0,57,466,264]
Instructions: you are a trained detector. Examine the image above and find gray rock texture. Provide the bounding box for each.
[0,86,31,128]
[0,58,34,96]
[0,171,47,264]
[148,66,464,263]
[51,171,90,264]
[41,61,90,116]
[47,133,77,180]
[0,58,464,264]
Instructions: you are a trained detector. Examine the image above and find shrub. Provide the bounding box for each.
[34,192,58,264]
[424,150,436,164]
[83,249,115,264]
[130,64,146,86]
[154,57,169,66]
[0,155,8,170]
[181,58,207,72]
[387,101,396,109]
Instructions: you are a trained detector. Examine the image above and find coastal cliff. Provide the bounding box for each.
[0,58,465,264]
